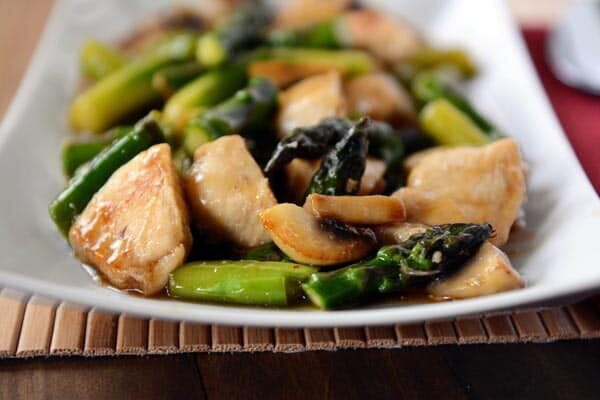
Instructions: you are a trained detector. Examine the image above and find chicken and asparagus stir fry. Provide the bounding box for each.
[49,0,526,309]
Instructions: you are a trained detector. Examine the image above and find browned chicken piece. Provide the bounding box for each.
[284,157,386,203]
[184,135,277,248]
[344,73,416,124]
[427,242,525,299]
[305,194,406,225]
[393,139,526,246]
[339,10,423,64]
[373,222,429,245]
[260,203,375,266]
[69,144,192,295]
[274,0,351,30]
[276,72,347,138]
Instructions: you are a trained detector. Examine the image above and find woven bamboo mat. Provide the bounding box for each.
[1,288,599,358]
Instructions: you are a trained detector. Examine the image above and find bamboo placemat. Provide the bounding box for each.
[1,288,599,358]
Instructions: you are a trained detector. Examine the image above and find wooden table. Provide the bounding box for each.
[1,1,599,399]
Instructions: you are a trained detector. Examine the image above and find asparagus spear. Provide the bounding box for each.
[49,113,164,236]
[248,47,377,84]
[61,126,132,178]
[79,40,127,81]
[265,117,405,192]
[196,4,272,67]
[168,260,317,306]
[419,98,490,146]
[412,71,499,136]
[397,47,477,82]
[267,18,342,49]
[303,223,493,309]
[162,66,247,132]
[152,62,205,98]
[183,77,278,155]
[264,117,351,175]
[305,118,369,197]
[70,33,197,133]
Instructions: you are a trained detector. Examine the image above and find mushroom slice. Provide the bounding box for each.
[185,135,277,248]
[393,139,525,246]
[305,194,405,225]
[69,144,192,295]
[276,72,347,138]
[427,242,524,299]
[339,10,423,64]
[260,203,375,266]
[373,222,429,245]
[345,73,415,124]
[285,157,385,203]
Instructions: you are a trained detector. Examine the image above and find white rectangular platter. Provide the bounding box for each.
[0,0,598,326]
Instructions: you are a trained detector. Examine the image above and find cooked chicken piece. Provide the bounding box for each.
[305,194,406,225]
[402,147,445,171]
[274,0,351,30]
[276,72,347,138]
[345,73,415,124]
[427,242,524,299]
[373,222,429,245]
[284,157,386,203]
[69,144,192,295]
[184,135,277,248]
[339,10,423,64]
[260,203,375,266]
[392,139,525,246]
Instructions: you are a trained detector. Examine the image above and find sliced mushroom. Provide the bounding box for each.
[427,242,524,299]
[345,73,415,124]
[69,144,192,295]
[373,222,429,245]
[305,194,405,225]
[260,203,375,266]
[284,156,386,203]
[276,72,347,138]
[339,10,423,64]
[393,139,526,246]
[274,0,351,30]
[184,135,277,248]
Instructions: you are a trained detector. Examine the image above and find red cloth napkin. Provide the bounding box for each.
[523,28,600,193]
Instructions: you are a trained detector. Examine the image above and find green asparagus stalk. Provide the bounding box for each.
[183,77,278,154]
[79,40,127,81]
[49,113,164,236]
[168,260,317,306]
[419,98,490,146]
[412,71,499,136]
[162,66,247,132]
[264,117,351,175]
[70,33,198,133]
[61,126,131,177]
[265,117,405,192]
[305,118,369,197]
[267,18,342,49]
[397,47,477,82]
[152,62,205,98]
[303,223,493,309]
[249,47,377,78]
[196,4,272,67]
